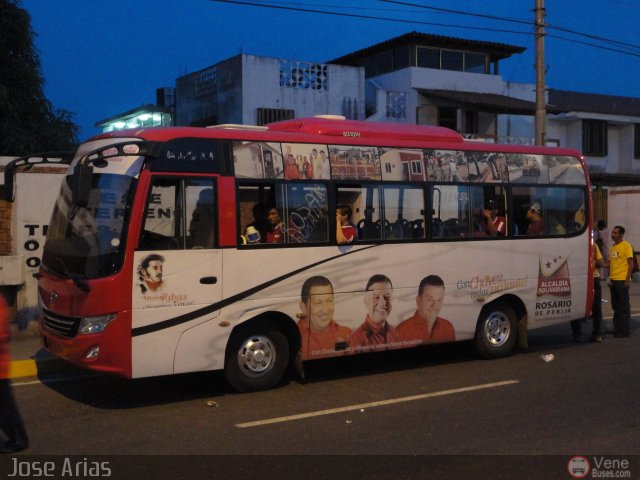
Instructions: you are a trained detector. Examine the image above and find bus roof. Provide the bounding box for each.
[91,116,582,157]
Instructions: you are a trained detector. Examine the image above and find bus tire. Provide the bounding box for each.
[475,301,517,359]
[224,325,290,393]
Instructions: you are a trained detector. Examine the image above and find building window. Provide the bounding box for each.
[417,47,440,69]
[441,50,464,71]
[464,111,478,134]
[415,47,488,74]
[386,92,407,119]
[257,108,295,126]
[465,52,487,73]
[393,45,411,70]
[582,120,608,157]
[195,66,217,98]
[279,61,328,91]
[635,124,640,159]
[438,107,457,131]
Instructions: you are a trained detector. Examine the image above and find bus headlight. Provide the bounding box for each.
[79,314,116,335]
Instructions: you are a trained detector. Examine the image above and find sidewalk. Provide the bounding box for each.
[8,280,640,380]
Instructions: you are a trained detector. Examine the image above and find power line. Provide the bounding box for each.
[379,0,532,27]
[206,0,640,57]
[380,0,640,53]
[205,0,533,36]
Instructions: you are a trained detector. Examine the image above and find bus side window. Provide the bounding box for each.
[139,177,216,251]
[286,184,328,244]
[511,186,543,237]
[139,179,180,250]
[187,184,216,249]
[431,185,468,238]
[382,185,425,240]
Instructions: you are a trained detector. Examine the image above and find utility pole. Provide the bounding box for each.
[534,0,546,146]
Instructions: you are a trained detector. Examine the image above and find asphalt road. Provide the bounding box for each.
[2,317,639,479]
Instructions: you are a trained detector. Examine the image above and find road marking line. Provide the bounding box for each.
[12,379,42,387]
[235,379,519,428]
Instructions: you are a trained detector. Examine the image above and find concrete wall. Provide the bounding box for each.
[0,157,67,326]
[240,54,364,124]
[177,54,365,127]
[607,186,640,251]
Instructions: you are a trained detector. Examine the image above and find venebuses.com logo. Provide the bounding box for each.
[568,456,631,479]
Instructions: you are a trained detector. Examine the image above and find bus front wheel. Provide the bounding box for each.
[475,301,517,359]
[225,325,290,392]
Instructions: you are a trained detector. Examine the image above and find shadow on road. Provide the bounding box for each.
[39,369,230,409]
[38,319,635,409]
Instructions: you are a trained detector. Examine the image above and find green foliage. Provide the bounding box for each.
[0,0,79,156]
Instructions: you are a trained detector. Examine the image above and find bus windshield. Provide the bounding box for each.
[42,161,142,280]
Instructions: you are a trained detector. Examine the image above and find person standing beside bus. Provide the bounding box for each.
[595,219,609,278]
[571,242,604,342]
[297,276,352,359]
[0,295,29,453]
[607,225,633,337]
[397,275,456,345]
[348,275,400,353]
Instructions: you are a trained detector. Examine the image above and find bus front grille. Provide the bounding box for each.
[42,309,80,338]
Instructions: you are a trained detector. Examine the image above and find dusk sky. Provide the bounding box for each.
[20,0,640,140]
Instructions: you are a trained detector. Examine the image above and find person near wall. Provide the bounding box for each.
[0,294,30,453]
[607,225,634,337]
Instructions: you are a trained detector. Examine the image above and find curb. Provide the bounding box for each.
[9,359,38,378]
[8,355,80,380]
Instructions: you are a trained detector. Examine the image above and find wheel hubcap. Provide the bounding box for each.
[237,335,276,378]
[484,311,511,346]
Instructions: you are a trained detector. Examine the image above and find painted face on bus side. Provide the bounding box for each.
[143,260,163,284]
[301,284,335,332]
[364,281,393,324]
[416,285,445,324]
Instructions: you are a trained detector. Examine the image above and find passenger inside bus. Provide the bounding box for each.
[265,206,285,243]
[336,205,357,245]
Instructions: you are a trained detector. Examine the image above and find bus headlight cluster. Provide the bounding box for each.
[79,314,116,335]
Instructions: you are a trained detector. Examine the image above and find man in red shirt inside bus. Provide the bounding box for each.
[482,199,506,237]
[297,276,352,359]
[265,207,285,243]
[336,205,357,245]
[396,275,456,345]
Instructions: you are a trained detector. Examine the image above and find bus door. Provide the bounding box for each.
[132,176,222,375]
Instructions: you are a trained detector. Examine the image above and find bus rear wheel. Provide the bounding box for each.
[475,301,517,359]
[225,325,290,392]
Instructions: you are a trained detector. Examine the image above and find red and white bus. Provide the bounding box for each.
[37,116,593,391]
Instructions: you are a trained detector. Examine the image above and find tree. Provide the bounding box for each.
[0,0,79,155]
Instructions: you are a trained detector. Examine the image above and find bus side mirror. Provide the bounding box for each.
[72,164,93,207]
